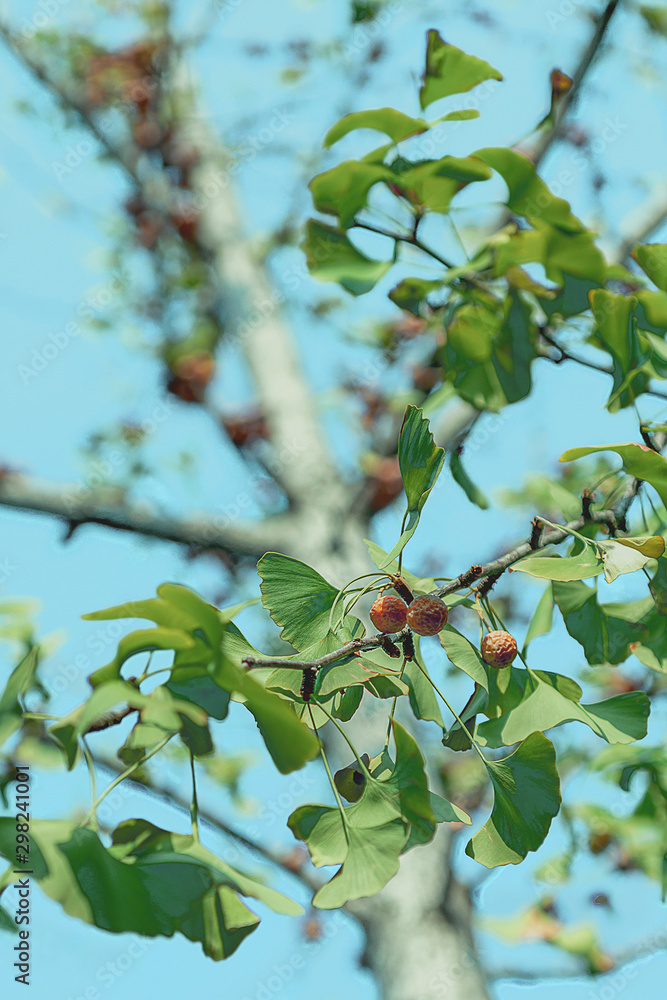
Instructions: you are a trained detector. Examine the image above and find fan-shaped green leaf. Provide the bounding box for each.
[466,732,560,867]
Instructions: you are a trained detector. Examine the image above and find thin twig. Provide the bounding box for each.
[530,0,622,168]
[539,330,667,402]
[243,507,626,674]
[352,218,455,269]
[243,631,410,672]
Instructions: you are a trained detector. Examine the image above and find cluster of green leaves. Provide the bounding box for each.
[2,400,666,960]
[0,585,320,955]
[303,32,667,427]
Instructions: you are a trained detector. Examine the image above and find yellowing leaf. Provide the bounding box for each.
[615,535,665,558]
[596,536,664,583]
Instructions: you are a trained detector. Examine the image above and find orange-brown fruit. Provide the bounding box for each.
[133,119,166,149]
[369,595,408,634]
[222,410,269,448]
[588,832,611,855]
[366,456,403,512]
[481,630,518,668]
[406,595,448,636]
[170,207,199,243]
[166,351,216,403]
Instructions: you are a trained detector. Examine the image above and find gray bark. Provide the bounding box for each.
[350,826,491,1000]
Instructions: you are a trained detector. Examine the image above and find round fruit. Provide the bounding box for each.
[369,595,408,633]
[406,595,448,636]
[481,630,518,668]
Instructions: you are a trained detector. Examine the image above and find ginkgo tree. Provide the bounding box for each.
[2,398,665,957]
[2,7,667,998]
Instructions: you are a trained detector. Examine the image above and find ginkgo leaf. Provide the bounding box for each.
[466,733,560,867]
[560,443,667,508]
[596,536,665,583]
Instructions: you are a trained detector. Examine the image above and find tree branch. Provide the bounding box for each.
[613,186,667,264]
[530,0,622,169]
[242,508,622,674]
[0,23,347,514]
[352,218,456,270]
[0,21,143,184]
[538,329,667,402]
[172,66,347,511]
[243,631,411,671]
[91,752,320,891]
[0,471,290,557]
[489,966,587,982]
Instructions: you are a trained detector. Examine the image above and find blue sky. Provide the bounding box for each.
[1,1,667,998]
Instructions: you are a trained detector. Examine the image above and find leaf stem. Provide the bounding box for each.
[317,703,372,781]
[383,658,408,751]
[536,515,594,547]
[81,737,98,831]
[308,704,349,838]
[352,217,456,270]
[79,733,174,827]
[136,652,154,684]
[328,572,387,631]
[336,578,385,630]
[416,660,487,765]
[384,697,398,753]
[189,750,200,843]
[397,510,409,574]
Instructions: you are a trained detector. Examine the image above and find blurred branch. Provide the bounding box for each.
[530,0,622,168]
[489,966,584,982]
[0,471,289,557]
[613,187,667,264]
[182,97,346,509]
[491,930,666,982]
[0,19,347,516]
[92,752,320,891]
[0,20,143,183]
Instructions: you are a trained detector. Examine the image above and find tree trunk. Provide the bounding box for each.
[351,827,491,1000]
